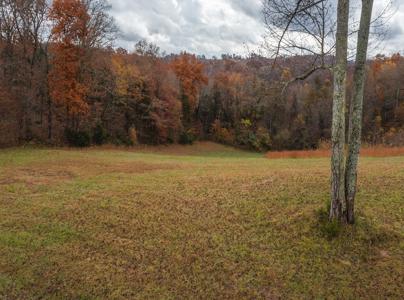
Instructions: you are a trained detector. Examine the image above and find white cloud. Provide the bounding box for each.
[373,0,404,55]
[107,0,404,57]
[107,0,263,57]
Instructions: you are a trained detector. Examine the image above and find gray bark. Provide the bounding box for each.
[330,0,349,222]
[345,0,374,224]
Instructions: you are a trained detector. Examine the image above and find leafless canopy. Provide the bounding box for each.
[83,0,117,49]
[262,0,397,89]
[0,0,49,46]
[263,0,336,70]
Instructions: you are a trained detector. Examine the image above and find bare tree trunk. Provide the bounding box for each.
[330,0,349,222]
[48,95,53,141]
[345,0,374,224]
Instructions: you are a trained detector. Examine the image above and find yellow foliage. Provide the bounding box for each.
[281,68,292,81]
[111,55,141,97]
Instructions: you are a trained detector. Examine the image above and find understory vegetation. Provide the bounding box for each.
[0,144,403,298]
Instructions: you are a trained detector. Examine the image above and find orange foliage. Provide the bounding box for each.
[371,54,398,76]
[48,0,90,115]
[281,67,292,81]
[371,54,400,102]
[148,61,183,142]
[214,71,246,98]
[170,53,207,110]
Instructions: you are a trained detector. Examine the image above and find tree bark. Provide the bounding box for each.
[330,0,349,222]
[345,0,374,224]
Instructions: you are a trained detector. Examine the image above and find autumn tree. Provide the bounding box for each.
[150,59,182,143]
[48,0,90,128]
[111,51,142,100]
[48,0,115,134]
[0,0,401,152]
[171,53,208,128]
[110,44,182,144]
[212,71,248,126]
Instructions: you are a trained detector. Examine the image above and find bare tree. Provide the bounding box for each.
[345,0,374,224]
[330,0,349,222]
[83,0,117,49]
[263,0,337,94]
[0,0,49,140]
[262,0,381,223]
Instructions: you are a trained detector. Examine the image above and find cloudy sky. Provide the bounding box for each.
[107,0,403,57]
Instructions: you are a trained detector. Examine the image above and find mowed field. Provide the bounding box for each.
[0,143,403,299]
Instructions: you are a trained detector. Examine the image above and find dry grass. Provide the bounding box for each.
[266,149,331,159]
[266,146,404,159]
[88,141,252,157]
[0,145,403,299]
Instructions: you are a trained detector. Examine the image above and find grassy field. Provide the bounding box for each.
[0,142,403,299]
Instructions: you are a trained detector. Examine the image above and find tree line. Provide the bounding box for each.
[0,0,403,151]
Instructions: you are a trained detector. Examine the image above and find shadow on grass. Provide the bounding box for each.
[314,207,401,251]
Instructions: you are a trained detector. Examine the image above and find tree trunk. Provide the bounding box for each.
[48,96,53,141]
[345,0,374,224]
[330,0,349,222]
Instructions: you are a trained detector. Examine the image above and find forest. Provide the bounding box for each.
[1,0,403,151]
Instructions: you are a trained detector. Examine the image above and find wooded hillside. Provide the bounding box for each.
[1,0,403,150]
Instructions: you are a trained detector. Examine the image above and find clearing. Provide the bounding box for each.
[0,143,403,299]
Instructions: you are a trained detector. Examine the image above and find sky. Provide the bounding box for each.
[107,0,404,58]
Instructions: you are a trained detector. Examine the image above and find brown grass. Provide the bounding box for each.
[83,141,253,156]
[1,158,178,189]
[266,146,404,159]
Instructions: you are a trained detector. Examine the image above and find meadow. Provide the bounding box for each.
[0,143,403,299]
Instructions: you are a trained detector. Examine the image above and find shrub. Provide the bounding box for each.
[212,120,270,151]
[112,133,133,146]
[92,123,107,145]
[256,126,271,151]
[246,132,261,151]
[240,118,252,128]
[237,128,261,151]
[211,120,235,145]
[65,129,91,147]
[273,129,291,150]
[179,129,197,145]
[318,139,331,150]
[219,127,235,145]
[383,127,404,146]
[236,119,270,152]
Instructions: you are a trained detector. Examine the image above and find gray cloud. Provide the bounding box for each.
[107,0,404,57]
[229,0,262,19]
[369,0,404,55]
[387,21,403,39]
